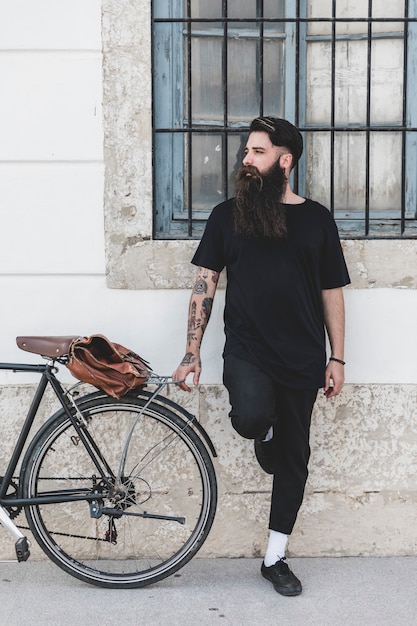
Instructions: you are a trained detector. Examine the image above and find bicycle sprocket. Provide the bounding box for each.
[0,476,23,519]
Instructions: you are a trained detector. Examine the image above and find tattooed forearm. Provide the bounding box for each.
[183,267,219,353]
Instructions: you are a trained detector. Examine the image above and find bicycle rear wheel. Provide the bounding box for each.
[22,393,217,588]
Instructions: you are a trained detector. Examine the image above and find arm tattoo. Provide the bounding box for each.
[195,267,219,291]
[187,301,199,346]
[190,301,197,324]
[187,332,198,345]
[181,352,196,366]
[201,297,213,324]
[193,278,208,295]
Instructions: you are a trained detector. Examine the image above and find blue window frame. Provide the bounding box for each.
[153,1,417,239]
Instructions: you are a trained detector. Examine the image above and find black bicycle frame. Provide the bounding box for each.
[0,361,110,508]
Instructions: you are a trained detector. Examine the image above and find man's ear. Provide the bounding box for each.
[280,152,293,171]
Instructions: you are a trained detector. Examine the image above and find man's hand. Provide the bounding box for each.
[323,360,344,398]
[322,287,346,398]
[172,351,202,392]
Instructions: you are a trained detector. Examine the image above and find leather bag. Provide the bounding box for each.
[66,334,152,399]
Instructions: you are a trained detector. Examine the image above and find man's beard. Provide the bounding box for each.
[234,160,287,240]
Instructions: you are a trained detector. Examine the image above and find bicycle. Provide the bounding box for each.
[0,336,217,588]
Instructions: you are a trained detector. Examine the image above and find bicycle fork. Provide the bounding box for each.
[0,505,30,561]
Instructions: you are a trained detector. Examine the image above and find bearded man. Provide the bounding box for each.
[172,117,350,596]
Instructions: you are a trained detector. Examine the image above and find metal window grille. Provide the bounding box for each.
[152,1,417,239]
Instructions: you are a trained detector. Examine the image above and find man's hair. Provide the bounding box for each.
[249,116,303,170]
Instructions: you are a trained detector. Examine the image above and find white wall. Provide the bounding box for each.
[1,0,417,386]
[1,0,416,387]
[0,1,104,280]
[0,0,104,376]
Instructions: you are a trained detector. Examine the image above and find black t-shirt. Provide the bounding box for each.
[192,198,351,389]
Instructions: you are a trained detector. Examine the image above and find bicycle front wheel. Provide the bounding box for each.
[22,393,217,588]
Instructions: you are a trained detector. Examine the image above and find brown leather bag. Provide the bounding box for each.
[66,334,152,399]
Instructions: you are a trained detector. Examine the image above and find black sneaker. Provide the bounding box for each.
[254,438,275,474]
[261,558,302,596]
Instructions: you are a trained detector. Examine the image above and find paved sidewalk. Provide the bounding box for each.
[0,557,416,626]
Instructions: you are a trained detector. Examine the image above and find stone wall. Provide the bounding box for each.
[2,381,416,560]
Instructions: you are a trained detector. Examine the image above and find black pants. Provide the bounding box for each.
[223,354,318,535]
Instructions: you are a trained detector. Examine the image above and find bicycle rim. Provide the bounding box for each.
[22,395,217,588]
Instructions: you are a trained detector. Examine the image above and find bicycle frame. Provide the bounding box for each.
[0,361,132,557]
[0,360,137,557]
[0,361,110,505]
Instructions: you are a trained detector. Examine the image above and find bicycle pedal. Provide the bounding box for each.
[15,537,30,562]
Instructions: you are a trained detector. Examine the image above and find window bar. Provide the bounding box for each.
[294,0,301,194]
[365,0,373,236]
[401,2,409,235]
[186,0,193,237]
[296,0,308,198]
[258,0,265,116]
[330,0,336,217]
[223,0,229,201]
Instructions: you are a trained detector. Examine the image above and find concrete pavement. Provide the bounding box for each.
[0,557,416,625]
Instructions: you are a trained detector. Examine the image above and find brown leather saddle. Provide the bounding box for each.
[16,336,80,359]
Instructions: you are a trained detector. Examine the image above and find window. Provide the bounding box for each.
[152,0,417,239]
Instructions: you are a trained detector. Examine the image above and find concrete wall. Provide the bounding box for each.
[1,0,417,560]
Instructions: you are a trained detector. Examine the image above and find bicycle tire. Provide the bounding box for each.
[21,392,217,588]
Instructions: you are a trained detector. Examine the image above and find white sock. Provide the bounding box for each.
[264,530,288,567]
[263,426,273,442]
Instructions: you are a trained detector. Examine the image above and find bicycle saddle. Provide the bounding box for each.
[16,336,80,358]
